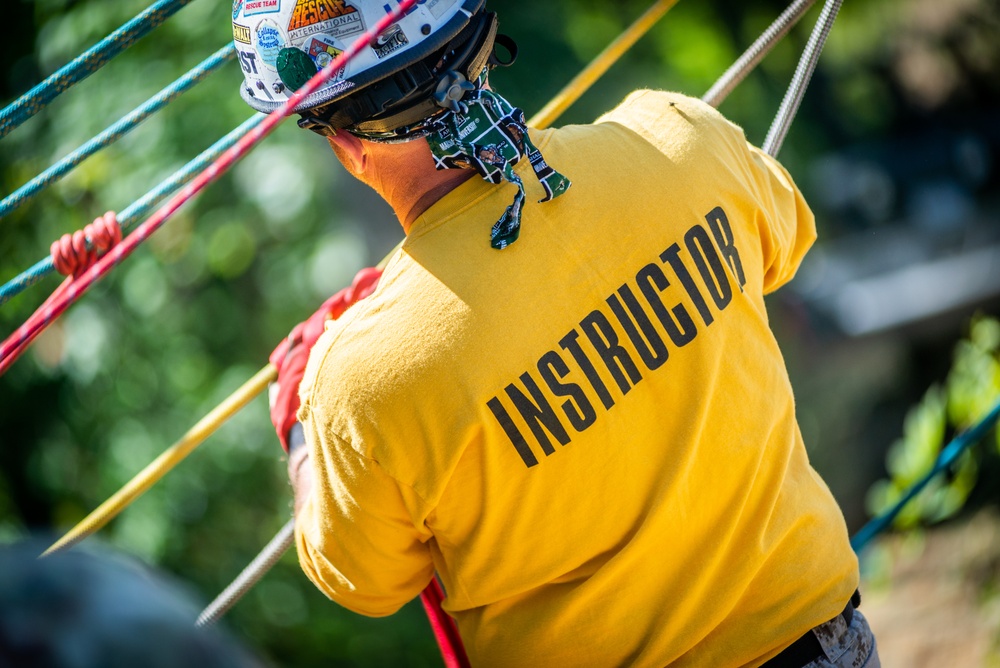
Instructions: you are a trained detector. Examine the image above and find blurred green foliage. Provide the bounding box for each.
[867,317,1000,530]
[1,0,998,665]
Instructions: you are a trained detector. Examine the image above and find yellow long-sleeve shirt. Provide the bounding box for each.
[295,90,858,667]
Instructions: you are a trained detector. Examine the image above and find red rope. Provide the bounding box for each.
[2,212,123,366]
[50,211,122,277]
[0,0,418,376]
[420,579,471,668]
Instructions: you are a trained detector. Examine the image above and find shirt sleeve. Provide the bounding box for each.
[294,421,435,618]
[742,142,817,294]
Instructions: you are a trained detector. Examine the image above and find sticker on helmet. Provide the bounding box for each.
[381,0,455,20]
[238,50,260,75]
[255,20,286,70]
[277,47,318,91]
[287,0,365,44]
[233,23,252,44]
[245,0,281,16]
[233,0,245,20]
[372,23,408,59]
[425,0,457,19]
[307,37,344,73]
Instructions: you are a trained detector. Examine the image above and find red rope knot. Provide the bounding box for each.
[50,211,122,277]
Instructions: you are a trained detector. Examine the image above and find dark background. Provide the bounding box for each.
[1,0,998,664]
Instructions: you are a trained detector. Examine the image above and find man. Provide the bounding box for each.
[238,1,880,665]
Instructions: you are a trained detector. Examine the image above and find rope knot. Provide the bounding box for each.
[50,212,122,277]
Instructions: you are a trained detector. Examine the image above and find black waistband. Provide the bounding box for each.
[761,590,861,668]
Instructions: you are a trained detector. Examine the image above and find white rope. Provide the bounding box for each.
[702,0,818,108]
[196,519,295,627]
[763,0,844,156]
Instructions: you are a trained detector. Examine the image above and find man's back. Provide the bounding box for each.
[295,90,858,667]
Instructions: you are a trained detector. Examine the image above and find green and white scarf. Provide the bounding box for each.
[426,81,571,250]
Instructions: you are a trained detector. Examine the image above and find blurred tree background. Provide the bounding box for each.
[1,0,998,665]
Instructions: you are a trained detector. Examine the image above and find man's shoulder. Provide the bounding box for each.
[595,89,746,155]
[597,89,715,124]
[298,254,457,413]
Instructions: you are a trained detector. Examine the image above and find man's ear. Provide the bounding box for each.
[326,132,366,174]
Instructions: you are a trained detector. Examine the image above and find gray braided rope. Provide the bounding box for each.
[702,0,818,108]
[763,0,844,156]
[195,519,295,627]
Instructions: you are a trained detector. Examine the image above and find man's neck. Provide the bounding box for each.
[394,168,475,232]
[327,134,475,234]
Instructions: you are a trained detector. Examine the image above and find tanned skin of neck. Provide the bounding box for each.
[327,132,474,233]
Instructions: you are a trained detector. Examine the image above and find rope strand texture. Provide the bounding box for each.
[762,0,844,156]
[50,212,122,277]
[0,0,194,140]
[196,518,295,627]
[702,0,818,108]
[0,44,236,220]
[0,0,419,375]
[5,214,123,364]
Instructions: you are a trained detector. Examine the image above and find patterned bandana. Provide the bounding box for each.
[425,80,571,250]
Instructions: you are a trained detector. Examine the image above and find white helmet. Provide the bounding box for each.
[232,0,513,139]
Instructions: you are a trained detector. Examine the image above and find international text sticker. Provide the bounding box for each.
[287,0,365,44]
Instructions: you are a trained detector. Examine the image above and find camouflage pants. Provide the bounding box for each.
[804,609,881,668]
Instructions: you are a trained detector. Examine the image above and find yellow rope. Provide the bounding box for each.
[529,0,680,129]
[45,0,675,557]
[44,364,277,556]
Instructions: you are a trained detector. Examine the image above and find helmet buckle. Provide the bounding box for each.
[297,115,337,138]
[434,71,475,114]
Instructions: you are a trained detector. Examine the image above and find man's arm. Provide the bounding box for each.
[270,268,384,512]
[290,415,437,617]
[287,422,312,515]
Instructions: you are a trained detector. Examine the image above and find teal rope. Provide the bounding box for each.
[851,396,1000,552]
[0,114,265,306]
[0,44,235,220]
[0,0,193,140]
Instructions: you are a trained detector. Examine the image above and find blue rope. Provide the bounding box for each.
[0,114,265,307]
[0,0,194,140]
[851,396,1000,552]
[0,44,235,220]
